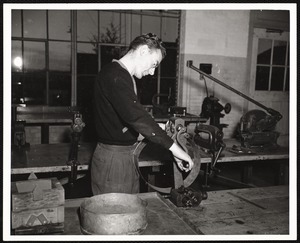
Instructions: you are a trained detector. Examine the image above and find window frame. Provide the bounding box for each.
[11,9,181,107]
[252,28,289,92]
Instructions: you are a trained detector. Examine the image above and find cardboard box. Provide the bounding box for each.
[11,177,64,234]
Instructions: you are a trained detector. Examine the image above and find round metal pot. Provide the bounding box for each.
[80,193,148,235]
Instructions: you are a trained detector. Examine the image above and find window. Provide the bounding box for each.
[12,9,72,106]
[11,10,180,107]
[254,29,289,92]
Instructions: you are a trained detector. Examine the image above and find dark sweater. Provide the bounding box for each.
[93,61,173,150]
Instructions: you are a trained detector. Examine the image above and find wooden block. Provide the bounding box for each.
[12,178,64,212]
[12,206,64,229]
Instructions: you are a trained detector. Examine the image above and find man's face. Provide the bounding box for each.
[135,46,163,79]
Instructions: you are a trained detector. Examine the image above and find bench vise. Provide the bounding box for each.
[66,112,85,186]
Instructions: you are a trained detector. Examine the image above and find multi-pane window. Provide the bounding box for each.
[11,9,180,108]
[255,35,289,92]
[12,10,72,105]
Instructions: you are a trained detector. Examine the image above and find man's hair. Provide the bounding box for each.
[128,33,166,58]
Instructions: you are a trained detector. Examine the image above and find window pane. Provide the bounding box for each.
[257,39,272,64]
[23,10,46,38]
[287,45,289,65]
[99,11,121,43]
[142,15,160,36]
[12,40,23,72]
[23,73,46,105]
[12,10,22,37]
[162,17,178,42]
[77,43,98,74]
[77,75,97,142]
[77,76,96,108]
[131,14,141,39]
[49,41,71,72]
[161,44,177,77]
[285,68,289,91]
[136,76,157,105]
[49,73,71,106]
[100,46,125,68]
[12,74,24,104]
[273,40,287,65]
[160,78,176,106]
[23,41,45,71]
[77,10,98,42]
[270,67,285,91]
[255,66,270,90]
[49,10,71,40]
[120,13,128,45]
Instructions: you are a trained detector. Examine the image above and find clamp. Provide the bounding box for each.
[66,112,85,186]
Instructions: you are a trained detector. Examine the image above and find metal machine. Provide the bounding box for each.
[238,109,280,148]
[194,123,226,174]
[134,117,207,207]
[187,60,283,150]
[200,95,231,132]
[66,111,85,187]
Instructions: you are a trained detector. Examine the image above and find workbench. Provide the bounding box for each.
[61,185,289,235]
[15,105,204,144]
[11,139,289,178]
[14,106,74,144]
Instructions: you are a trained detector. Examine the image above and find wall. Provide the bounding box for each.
[179,10,251,138]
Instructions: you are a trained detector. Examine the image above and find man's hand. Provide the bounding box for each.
[174,156,194,172]
[169,142,194,172]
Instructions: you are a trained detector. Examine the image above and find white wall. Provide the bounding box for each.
[183,10,249,58]
[179,10,250,138]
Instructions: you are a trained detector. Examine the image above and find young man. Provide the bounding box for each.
[91,33,194,195]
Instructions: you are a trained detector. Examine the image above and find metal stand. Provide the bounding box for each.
[66,112,85,187]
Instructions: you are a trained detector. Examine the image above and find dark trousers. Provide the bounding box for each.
[91,143,139,195]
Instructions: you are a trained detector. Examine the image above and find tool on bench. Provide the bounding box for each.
[194,123,226,178]
[200,95,231,132]
[134,117,207,207]
[170,185,207,207]
[66,111,85,187]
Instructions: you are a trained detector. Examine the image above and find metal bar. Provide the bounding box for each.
[186,60,282,118]
[71,11,77,107]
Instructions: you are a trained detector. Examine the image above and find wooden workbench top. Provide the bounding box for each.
[62,185,289,235]
[168,185,289,235]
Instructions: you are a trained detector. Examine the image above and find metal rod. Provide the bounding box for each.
[186,60,282,119]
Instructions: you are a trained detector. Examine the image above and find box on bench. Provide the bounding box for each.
[11,175,64,234]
